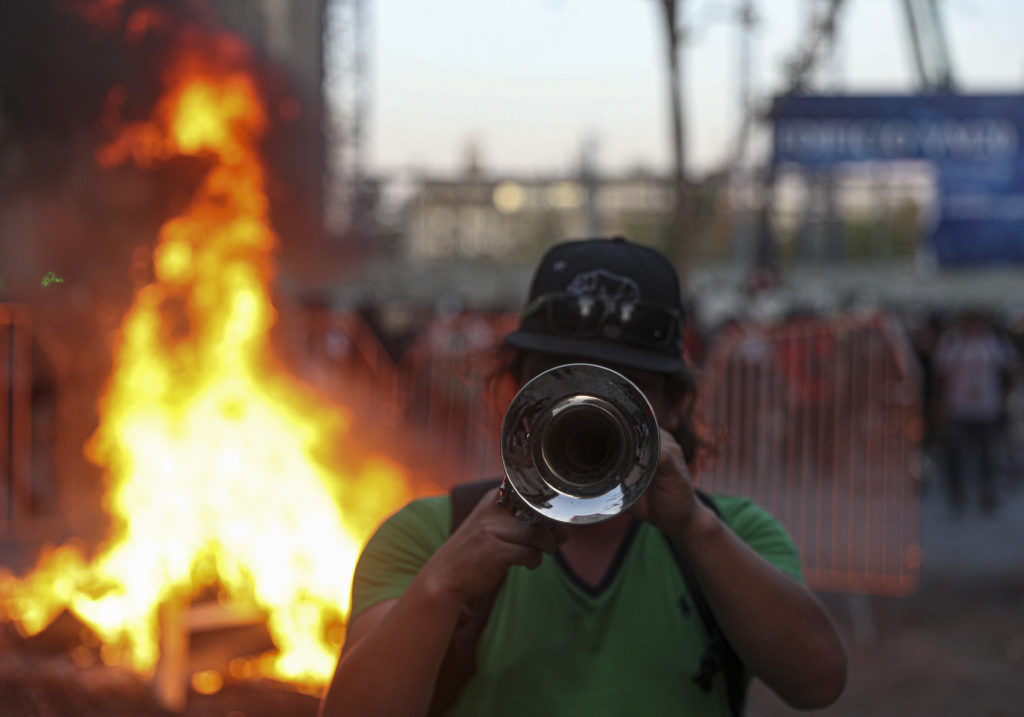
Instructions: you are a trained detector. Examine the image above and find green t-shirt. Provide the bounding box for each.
[350,493,803,717]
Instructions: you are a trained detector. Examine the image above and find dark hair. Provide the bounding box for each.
[486,345,710,470]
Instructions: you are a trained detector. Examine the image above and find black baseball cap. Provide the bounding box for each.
[505,237,686,373]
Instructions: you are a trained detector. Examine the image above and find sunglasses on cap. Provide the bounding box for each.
[522,292,681,347]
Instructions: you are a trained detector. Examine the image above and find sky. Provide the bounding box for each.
[362,0,1024,178]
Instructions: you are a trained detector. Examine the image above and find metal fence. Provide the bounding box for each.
[0,304,76,542]
[0,304,33,532]
[3,303,921,595]
[297,308,517,483]
[305,308,922,595]
[697,313,922,596]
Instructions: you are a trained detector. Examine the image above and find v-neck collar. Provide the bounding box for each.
[553,518,643,597]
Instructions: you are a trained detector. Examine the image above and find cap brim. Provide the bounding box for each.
[504,329,686,374]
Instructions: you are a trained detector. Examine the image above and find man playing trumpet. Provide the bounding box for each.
[319,237,847,716]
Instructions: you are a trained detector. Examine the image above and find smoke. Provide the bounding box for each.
[0,0,327,541]
[0,0,325,296]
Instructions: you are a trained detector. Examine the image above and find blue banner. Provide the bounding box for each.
[771,94,1024,266]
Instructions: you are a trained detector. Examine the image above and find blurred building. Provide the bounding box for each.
[772,161,938,261]
[402,170,675,261]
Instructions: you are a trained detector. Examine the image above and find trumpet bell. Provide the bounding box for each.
[500,362,660,524]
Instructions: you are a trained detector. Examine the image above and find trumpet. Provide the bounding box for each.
[498,363,660,525]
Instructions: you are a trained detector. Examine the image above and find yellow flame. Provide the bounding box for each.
[0,30,415,684]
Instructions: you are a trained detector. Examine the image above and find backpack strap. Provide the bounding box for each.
[426,478,503,717]
[429,480,746,717]
[669,490,747,717]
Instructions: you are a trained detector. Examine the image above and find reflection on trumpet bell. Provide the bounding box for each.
[499,363,660,525]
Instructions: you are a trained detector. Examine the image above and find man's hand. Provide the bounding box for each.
[628,429,717,536]
[629,435,847,709]
[422,488,567,605]
[320,489,568,717]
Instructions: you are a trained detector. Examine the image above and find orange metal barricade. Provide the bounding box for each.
[4,297,924,598]
[697,313,922,596]
[0,304,33,532]
[303,307,922,596]
[0,304,79,540]
[298,309,517,485]
[6,300,918,594]
[395,312,518,482]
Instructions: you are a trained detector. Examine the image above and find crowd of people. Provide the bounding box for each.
[909,307,1021,516]
[690,295,1022,517]
[318,266,1023,521]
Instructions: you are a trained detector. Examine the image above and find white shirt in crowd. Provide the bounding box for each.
[934,326,1016,422]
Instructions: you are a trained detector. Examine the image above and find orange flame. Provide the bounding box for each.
[1,23,414,684]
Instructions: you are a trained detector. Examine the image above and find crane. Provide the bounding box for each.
[780,0,956,97]
[900,0,956,92]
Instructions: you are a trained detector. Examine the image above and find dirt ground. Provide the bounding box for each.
[2,479,1022,717]
[749,473,1024,717]
[748,574,1024,717]
[0,663,321,717]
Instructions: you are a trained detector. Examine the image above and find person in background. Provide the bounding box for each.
[909,309,945,451]
[319,237,847,717]
[934,309,1019,515]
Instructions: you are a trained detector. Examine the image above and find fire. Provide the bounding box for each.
[0,16,415,685]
